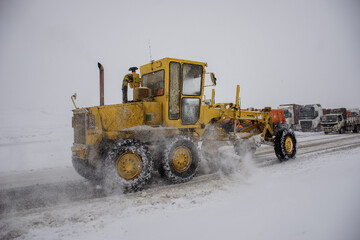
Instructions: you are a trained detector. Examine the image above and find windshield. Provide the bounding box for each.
[322,115,338,122]
[142,70,165,97]
[283,109,290,118]
[299,106,315,119]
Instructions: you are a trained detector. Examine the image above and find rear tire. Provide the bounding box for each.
[160,136,201,184]
[103,139,152,192]
[274,128,297,162]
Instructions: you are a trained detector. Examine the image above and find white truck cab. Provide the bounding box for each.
[299,104,323,131]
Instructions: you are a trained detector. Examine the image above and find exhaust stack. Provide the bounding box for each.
[98,62,104,106]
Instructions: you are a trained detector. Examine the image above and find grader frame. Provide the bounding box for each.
[71,57,296,191]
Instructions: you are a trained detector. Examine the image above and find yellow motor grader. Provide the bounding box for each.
[71,57,296,191]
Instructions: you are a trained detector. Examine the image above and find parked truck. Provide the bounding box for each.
[349,108,360,117]
[320,108,360,134]
[279,104,302,130]
[298,104,323,131]
[270,109,287,133]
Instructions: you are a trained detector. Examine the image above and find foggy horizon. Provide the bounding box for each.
[1,0,360,114]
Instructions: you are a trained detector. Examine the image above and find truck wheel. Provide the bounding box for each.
[103,139,152,192]
[274,128,297,162]
[72,157,103,182]
[353,125,359,133]
[339,128,345,134]
[161,136,201,184]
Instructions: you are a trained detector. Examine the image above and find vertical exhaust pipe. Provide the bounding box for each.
[98,62,104,106]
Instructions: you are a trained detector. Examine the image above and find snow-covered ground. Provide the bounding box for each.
[2,146,360,240]
[1,109,360,240]
[0,108,73,173]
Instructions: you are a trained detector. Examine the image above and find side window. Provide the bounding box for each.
[181,98,200,125]
[182,64,203,96]
[142,70,165,97]
[169,62,181,120]
[314,111,318,118]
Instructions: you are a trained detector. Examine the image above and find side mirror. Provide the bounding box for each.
[314,112,318,118]
[210,73,217,86]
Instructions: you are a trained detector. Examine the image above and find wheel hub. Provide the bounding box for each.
[116,151,143,181]
[284,136,294,154]
[171,146,192,173]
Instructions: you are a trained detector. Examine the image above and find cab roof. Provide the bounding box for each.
[140,57,207,75]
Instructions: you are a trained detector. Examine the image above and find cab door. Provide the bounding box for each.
[168,61,203,126]
[180,63,203,125]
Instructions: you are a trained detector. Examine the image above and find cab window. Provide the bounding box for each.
[182,64,203,96]
[142,70,165,97]
[169,62,181,120]
[181,98,200,125]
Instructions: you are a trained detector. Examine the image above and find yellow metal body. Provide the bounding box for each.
[140,58,207,130]
[72,57,274,162]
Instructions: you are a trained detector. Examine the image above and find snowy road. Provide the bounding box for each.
[1,132,360,239]
[1,133,359,211]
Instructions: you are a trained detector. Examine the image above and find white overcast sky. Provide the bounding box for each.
[1,0,360,113]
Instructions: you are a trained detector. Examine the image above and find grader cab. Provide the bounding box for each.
[71,57,297,191]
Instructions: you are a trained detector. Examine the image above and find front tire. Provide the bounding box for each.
[103,139,152,192]
[160,136,201,184]
[353,125,359,133]
[274,128,297,162]
[339,127,345,134]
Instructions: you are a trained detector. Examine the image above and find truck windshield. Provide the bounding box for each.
[322,115,337,122]
[299,106,315,119]
[283,109,290,118]
[142,70,165,97]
